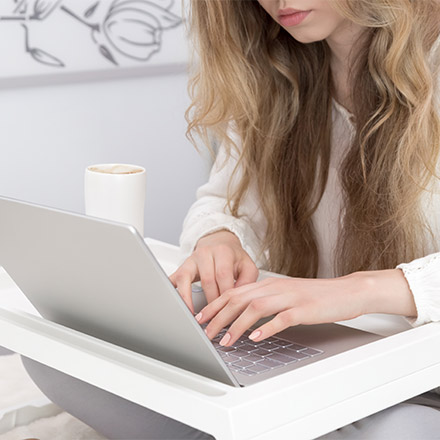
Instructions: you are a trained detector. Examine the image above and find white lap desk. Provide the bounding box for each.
[0,238,440,440]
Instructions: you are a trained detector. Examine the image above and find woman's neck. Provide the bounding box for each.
[326,21,366,113]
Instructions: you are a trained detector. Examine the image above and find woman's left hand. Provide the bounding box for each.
[196,269,416,346]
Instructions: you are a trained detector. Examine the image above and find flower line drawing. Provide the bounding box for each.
[12,0,62,20]
[0,0,183,68]
[21,22,65,67]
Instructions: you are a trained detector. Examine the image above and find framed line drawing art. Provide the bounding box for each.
[0,0,188,87]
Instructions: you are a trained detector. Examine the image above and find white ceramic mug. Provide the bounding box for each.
[84,164,147,236]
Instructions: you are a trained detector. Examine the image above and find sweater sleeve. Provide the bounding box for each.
[398,38,440,326]
[397,253,440,326]
[179,140,268,268]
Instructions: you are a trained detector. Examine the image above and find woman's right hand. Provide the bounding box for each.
[169,230,259,313]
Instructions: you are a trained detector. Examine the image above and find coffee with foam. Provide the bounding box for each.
[88,165,143,175]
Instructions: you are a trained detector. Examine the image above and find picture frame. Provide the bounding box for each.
[0,0,188,88]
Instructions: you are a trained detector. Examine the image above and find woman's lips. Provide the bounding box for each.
[278,9,311,27]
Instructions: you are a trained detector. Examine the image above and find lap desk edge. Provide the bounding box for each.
[1,239,440,439]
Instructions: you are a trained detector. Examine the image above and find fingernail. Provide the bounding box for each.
[195,313,202,322]
[219,333,231,346]
[249,330,261,340]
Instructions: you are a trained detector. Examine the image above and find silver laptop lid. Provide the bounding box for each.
[0,196,239,387]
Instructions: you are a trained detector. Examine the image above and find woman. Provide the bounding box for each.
[171,0,440,344]
[23,0,440,438]
[170,0,440,436]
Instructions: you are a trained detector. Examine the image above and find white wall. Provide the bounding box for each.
[0,72,210,245]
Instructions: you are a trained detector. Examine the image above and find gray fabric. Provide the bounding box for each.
[406,392,440,410]
[21,357,214,440]
[0,346,13,356]
[318,402,440,439]
[22,356,440,440]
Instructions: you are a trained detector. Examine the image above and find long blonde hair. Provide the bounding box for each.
[186,0,440,277]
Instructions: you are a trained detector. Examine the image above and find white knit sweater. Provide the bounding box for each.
[180,38,440,327]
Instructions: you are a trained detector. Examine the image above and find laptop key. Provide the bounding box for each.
[237,369,257,376]
[300,348,323,356]
[264,337,281,344]
[259,358,284,369]
[233,339,245,345]
[240,343,260,352]
[243,354,265,363]
[273,339,293,348]
[247,363,270,374]
[232,360,254,368]
[252,348,271,356]
[289,343,307,351]
[266,352,297,364]
[284,348,310,360]
[229,365,244,372]
[246,340,268,347]
[223,354,241,364]
[234,349,250,357]
[218,346,236,353]
[259,342,280,351]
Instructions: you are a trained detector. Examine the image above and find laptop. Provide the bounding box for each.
[0,196,382,387]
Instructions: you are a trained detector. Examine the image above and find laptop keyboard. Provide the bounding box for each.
[211,327,323,376]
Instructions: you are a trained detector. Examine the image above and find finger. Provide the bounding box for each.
[169,260,198,314]
[248,308,301,342]
[218,277,280,298]
[196,288,231,325]
[197,279,274,325]
[220,295,289,346]
[201,280,282,336]
[234,260,259,288]
[204,292,250,339]
[169,257,201,286]
[199,258,220,304]
[197,251,221,303]
[213,252,235,295]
